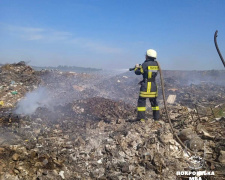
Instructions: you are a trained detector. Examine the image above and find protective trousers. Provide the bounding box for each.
[137,97,160,120]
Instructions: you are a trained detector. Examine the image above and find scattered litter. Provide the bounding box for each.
[0,62,225,179]
[11,91,18,95]
[167,94,176,104]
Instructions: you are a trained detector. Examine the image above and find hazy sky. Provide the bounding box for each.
[0,0,225,70]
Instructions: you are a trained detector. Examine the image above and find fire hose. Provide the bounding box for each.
[158,62,218,165]
[156,61,194,155]
[214,30,225,67]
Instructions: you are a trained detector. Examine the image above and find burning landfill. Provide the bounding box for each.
[0,61,225,180]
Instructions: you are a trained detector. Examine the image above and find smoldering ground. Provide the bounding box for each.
[14,68,225,118]
[1,64,225,180]
[14,87,52,115]
[162,70,225,86]
[14,69,139,116]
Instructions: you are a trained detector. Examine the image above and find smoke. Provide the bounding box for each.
[186,79,203,86]
[15,87,52,115]
[163,70,225,86]
[14,68,134,116]
[83,69,129,88]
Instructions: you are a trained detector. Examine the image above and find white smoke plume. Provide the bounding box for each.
[15,87,52,115]
[14,69,134,115]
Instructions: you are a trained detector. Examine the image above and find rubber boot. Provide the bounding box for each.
[153,110,160,120]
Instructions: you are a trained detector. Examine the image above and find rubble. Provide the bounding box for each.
[167,94,176,104]
[0,63,225,179]
[218,151,225,164]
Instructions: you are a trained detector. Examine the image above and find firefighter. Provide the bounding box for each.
[134,49,160,122]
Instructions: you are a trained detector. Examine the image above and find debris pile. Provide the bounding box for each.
[0,63,225,179]
[0,105,184,179]
[72,97,135,122]
[0,62,41,108]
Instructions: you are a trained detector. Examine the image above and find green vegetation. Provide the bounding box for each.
[213,104,225,118]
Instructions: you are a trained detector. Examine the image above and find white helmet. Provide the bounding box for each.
[146,49,157,59]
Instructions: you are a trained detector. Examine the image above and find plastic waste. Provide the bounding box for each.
[11,91,18,95]
[0,101,4,106]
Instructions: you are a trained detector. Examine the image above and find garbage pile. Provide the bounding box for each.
[0,101,184,179]
[162,70,225,108]
[0,62,41,108]
[0,63,225,179]
[163,80,225,108]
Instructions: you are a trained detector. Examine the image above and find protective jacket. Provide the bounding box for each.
[134,58,160,120]
[134,58,159,98]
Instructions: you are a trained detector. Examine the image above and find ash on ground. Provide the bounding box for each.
[0,62,225,180]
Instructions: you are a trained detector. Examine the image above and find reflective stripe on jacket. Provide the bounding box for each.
[135,59,159,98]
